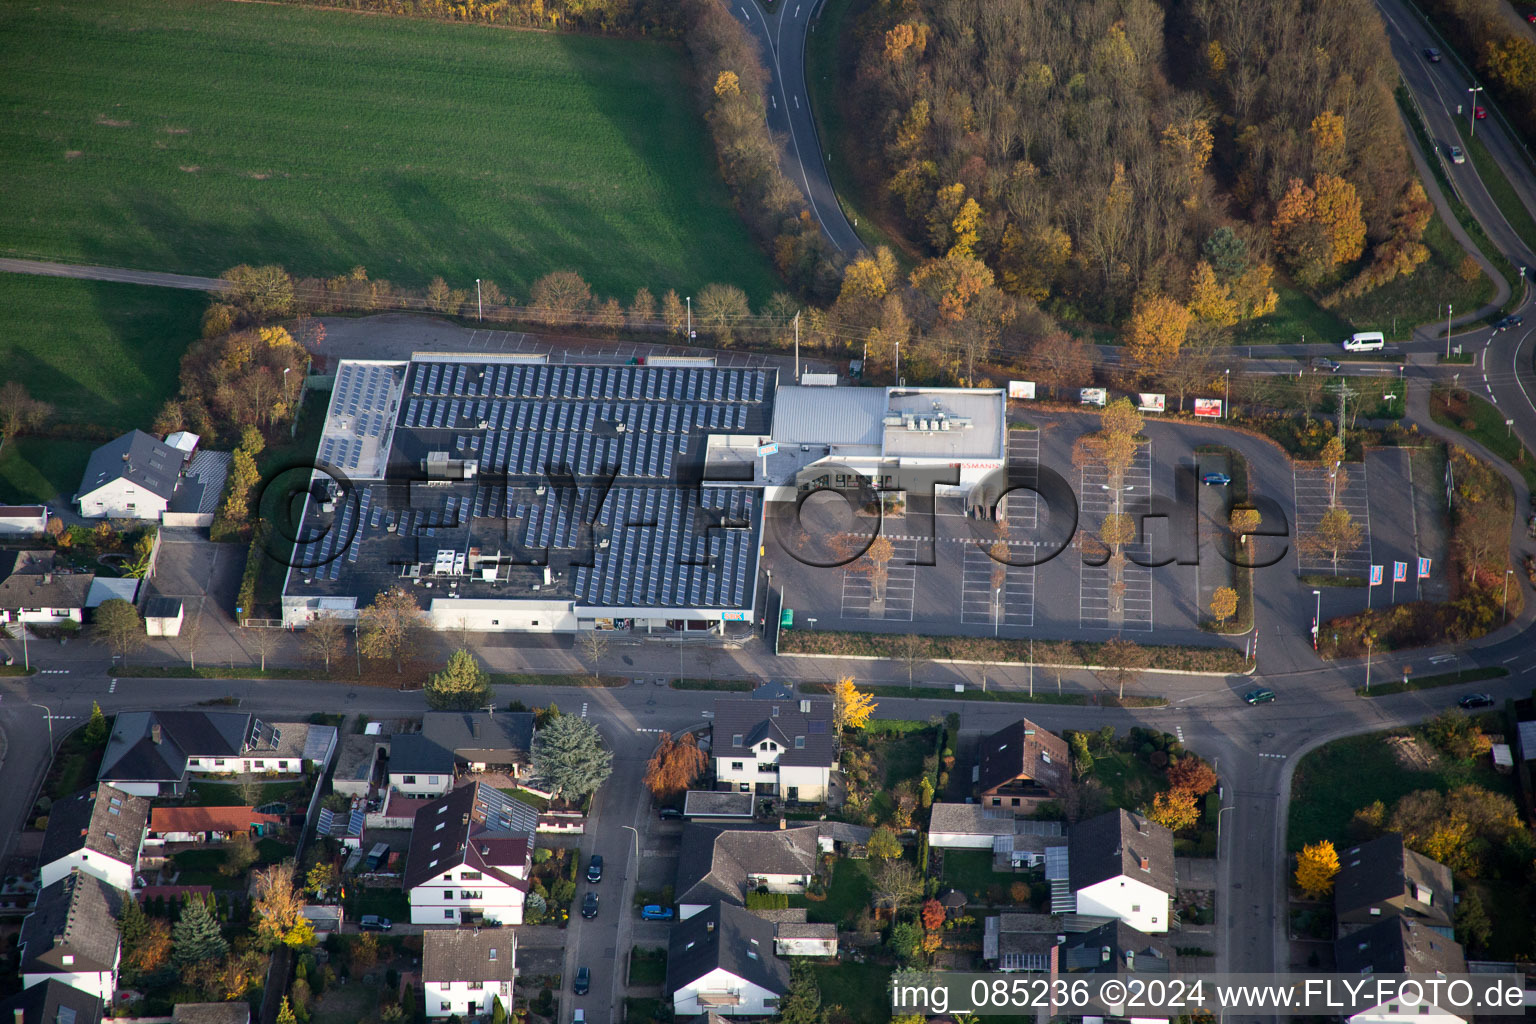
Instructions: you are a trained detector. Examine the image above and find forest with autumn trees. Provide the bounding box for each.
[842,0,1433,336]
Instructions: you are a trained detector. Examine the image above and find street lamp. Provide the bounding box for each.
[1216,804,1234,844]
[1446,304,1453,359]
[619,824,640,881]
[1468,85,1484,138]
[1312,589,1322,651]
[993,586,1001,638]
[1364,634,1374,692]
[30,702,54,754]
[1223,368,1230,419]
[685,295,692,341]
[476,278,483,322]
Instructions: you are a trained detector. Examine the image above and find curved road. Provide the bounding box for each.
[726,0,863,255]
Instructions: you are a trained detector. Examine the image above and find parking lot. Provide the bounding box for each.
[839,536,916,620]
[1293,462,1373,577]
[1078,443,1154,631]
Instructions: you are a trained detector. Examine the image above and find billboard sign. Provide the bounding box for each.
[1137,393,1166,413]
[1079,388,1107,407]
[1008,380,1036,400]
[1194,398,1223,418]
[756,441,779,457]
[720,611,749,622]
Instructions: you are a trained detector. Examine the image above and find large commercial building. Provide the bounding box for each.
[281,357,1007,635]
[282,356,774,632]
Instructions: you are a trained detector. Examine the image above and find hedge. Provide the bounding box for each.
[780,629,1248,674]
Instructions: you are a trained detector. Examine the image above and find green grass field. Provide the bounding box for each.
[0,0,782,302]
[0,274,204,429]
[0,438,98,505]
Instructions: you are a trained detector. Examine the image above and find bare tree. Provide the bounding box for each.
[244,626,275,672]
[578,629,610,682]
[302,612,346,673]
[896,633,928,688]
[1095,636,1144,700]
[180,611,203,671]
[870,859,923,912]
[237,774,263,807]
[1299,507,1363,573]
[0,380,52,439]
[1034,639,1078,693]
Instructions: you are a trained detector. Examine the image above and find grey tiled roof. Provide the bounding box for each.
[711,697,835,768]
[1068,809,1175,897]
[78,430,184,501]
[666,903,790,997]
[39,784,150,869]
[167,449,231,515]
[98,711,257,784]
[387,733,455,776]
[676,824,819,908]
[1334,834,1454,928]
[423,927,517,983]
[1335,917,1466,976]
[19,873,125,977]
[0,572,93,613]
[976,718,1069,795]
[423,712,535,761]
[0,978,104,1024]
[1062,920,1174,974]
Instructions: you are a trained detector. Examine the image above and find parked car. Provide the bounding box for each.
[657,807,684,821]
[1494,315,1524,331]
[640,905,675,921]
[1475,106,1488,120]
[582,892,599,919]
[1458,693,1495,709]
[358,915,392,932]
[1528,11,1536,21]
[1201,472,1232,486]
[586,855,603,884]
[573,967,590,996]
[1243,688,1277,705]
[1310,357,1341,372]
[1424,47,1442,61]
[1450,145,1466,164]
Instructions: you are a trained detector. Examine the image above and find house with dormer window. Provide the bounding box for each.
[39,784,150,891]
[423,927,516,1018]
[404,783,538,926]
[18,873,125,1002]
[1068,809,1176,934]
[710,698,835,802]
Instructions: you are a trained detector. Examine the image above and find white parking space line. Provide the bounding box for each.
[1293,463,1373,575]
[1079,443,1154,631]
[839,538,916,620]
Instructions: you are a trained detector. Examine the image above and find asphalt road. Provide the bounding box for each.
[727,0,863,255]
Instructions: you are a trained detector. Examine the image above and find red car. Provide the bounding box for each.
[1475,106,1488,119]
[1528,11,1536,22]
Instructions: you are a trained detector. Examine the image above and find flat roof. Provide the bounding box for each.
[286,359,775,613]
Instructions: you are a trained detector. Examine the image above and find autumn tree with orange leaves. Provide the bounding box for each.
[644,733,709,802]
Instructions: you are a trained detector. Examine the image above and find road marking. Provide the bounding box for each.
[1175,726,1184,743]
[38,669,69,675]
[1524,665,1536,674]
[581,702,589,718]
[636,727,668,733]
[741,5,748,15]
[1258,752,1287,760]
[1503,655,1519,663]
[771,95,776,109]
[108,679,117,693]
[793,95,800,109]
[795,3,801,15]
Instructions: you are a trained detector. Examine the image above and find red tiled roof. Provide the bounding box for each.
[150,806,282,834]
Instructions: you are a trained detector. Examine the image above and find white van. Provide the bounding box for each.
[1342,331,1385,352]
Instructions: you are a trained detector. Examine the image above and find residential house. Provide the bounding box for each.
[711,698,836,802]
[423,712,536,774]
[423,928,517,1018]
[75,430,187,520]
[315,805,366,849]
[975,718,1070,813]
[18,873,125,1002]
[171,1004,251,1024]
[404,782,538,926]
[1334,917,1469,1024]
[927,803,1066,867]
[0,979,104,1024]
[0,551,93,627]
[982,913,1063,972]
[748,908,837,957]
[146,806,283,847]
[386,734,455,799]
[97,711,335,797]
[676,823,821,920]
[667,903,790,1018]
[1068,810,1176,934]
[1334,834,1454,934]
[333,733,386,799]
[0,505,50,536]
[39,785,150,890]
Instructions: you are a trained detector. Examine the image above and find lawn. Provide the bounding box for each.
[1429,386,1536,492]
[349,887,411,922]
[1236,280,1352,346]
[1088,747,1168,814]
[188,778,306,807]
[627,947,667,986]
[0,0,783,303]
[812,963,893,1024]
[1465,132,1536,258]
[1333,214,1495,331]
[0,273,204,433]
[939,849,1016,899]
[1356,665,1508,697]
[0,438,97,507]
[1287,729,1515,851]
[805,858,871,931]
